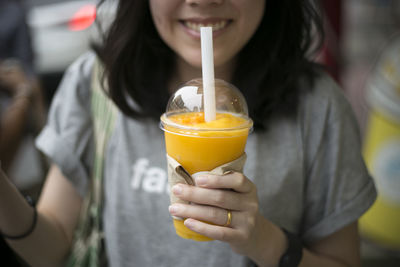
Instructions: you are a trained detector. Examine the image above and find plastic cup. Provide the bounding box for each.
[160,78,253,241]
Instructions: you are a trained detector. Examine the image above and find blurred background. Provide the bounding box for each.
[1,0,399,266]
[26,0,115,103]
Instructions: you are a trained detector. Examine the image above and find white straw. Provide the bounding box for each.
[200,27,216,122]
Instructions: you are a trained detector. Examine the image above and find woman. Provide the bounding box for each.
[0,0,376,266]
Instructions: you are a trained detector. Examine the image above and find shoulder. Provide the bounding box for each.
[65,50,97,80]
[50,51,98,113]
[296,71,362,164]
[298,71,354,124]
[60,51,97,94]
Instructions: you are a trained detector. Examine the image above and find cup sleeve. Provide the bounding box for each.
[166,153,247,219]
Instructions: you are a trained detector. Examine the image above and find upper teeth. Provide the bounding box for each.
[185,21,227,32]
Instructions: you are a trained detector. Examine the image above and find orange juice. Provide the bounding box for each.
[161,111,252,241]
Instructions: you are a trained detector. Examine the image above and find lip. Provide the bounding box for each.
[179,18,233,39]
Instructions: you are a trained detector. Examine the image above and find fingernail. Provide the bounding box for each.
[195,175,208,186]
[172,184,183,195]
[169,205,179,214]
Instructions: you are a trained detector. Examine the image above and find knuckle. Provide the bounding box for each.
[233,172,246,187]
[213,191,226,206]
[216,229,227,241]
[209,208,219,222]
[187,185,196,195]
[247,201,259,213]
[181,204,190,214]
[239,229,251,241]
[237,178,247,189]
[197,222,206,233]
[246,216,256,229]
[184,185,197,199]
[213,176,224,187]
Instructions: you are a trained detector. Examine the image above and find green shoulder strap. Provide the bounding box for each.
[67,58,117,267]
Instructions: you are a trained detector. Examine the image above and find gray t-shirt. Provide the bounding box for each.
[36,52,376,267]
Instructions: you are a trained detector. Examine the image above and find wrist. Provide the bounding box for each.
[0,195,37,239]
[0,168,38,239]
[14,83,33,99]
[10,84,33,109]
[248,216,288,267]
[278,228,303,267]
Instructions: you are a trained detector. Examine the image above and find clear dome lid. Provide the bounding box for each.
[166,78,249,115]
[160,78,253,131]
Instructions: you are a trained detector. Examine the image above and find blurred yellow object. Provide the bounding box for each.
[359,37,400,251]
[361,110,400,250]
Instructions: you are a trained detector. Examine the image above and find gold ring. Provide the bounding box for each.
[223,210,232,227]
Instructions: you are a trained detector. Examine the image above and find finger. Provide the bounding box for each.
[194,172,254,193]
[169,203,234,227]
[183,218,241,242]
[172,184,245,211]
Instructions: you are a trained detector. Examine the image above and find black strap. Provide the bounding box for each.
[279,228,303,267]
[1,196,37,240]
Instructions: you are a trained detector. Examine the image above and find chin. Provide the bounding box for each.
[181,54,203,70]
[187,58,202,68]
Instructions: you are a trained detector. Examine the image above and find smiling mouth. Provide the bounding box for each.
[180,20,231,32]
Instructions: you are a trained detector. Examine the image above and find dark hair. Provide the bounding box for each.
[95,0,324,129]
